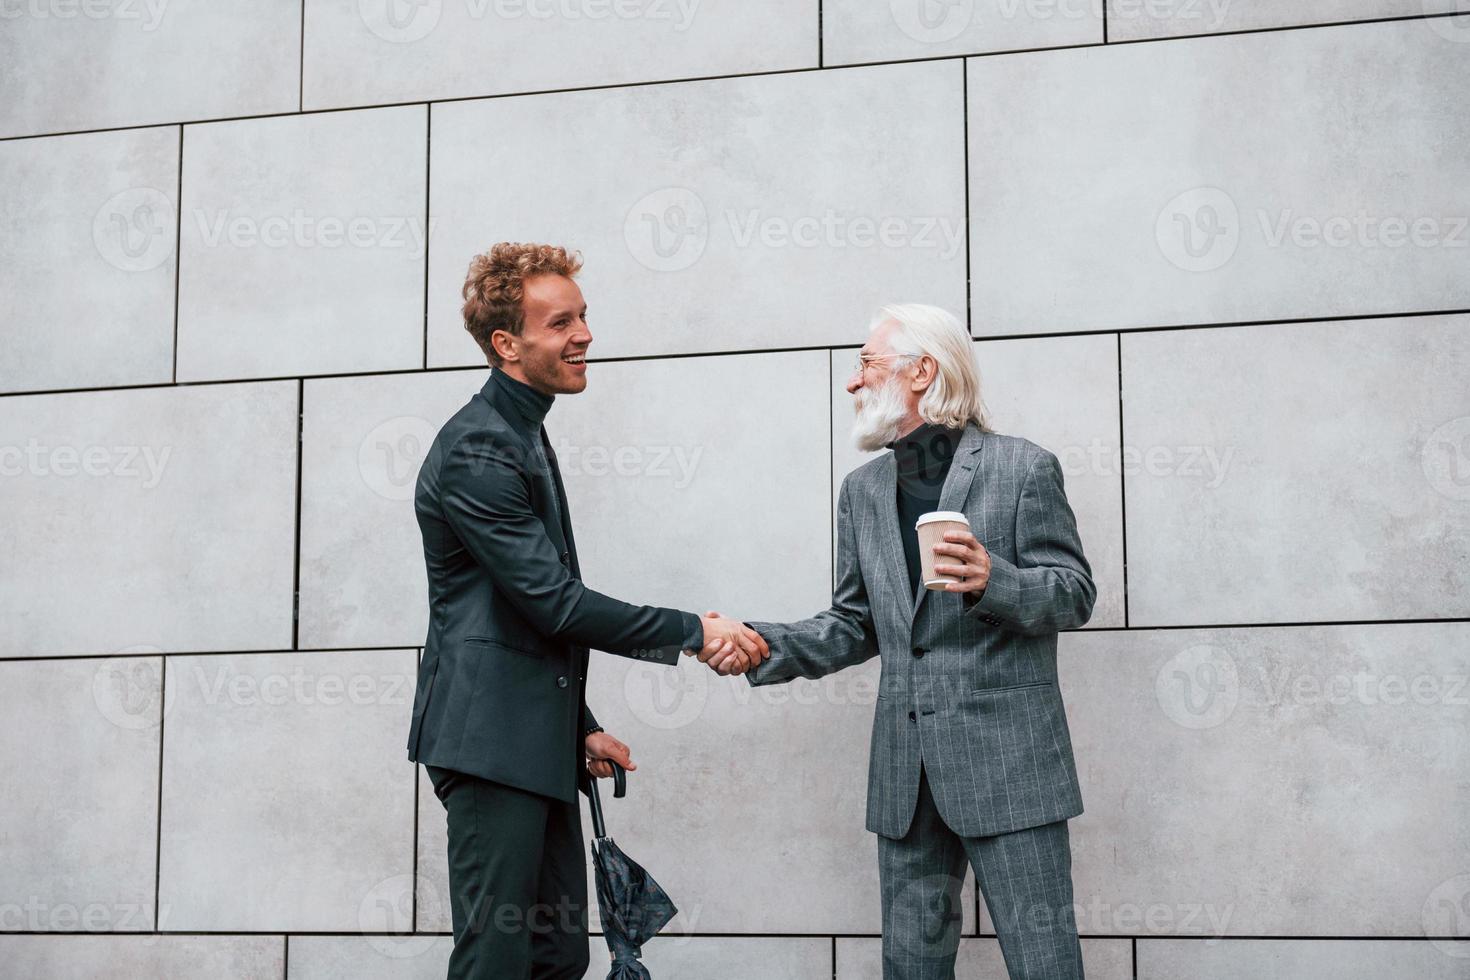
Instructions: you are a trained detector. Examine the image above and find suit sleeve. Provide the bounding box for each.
[744,475,879,686]
[438,429,694,664]
[965,448,1096,636]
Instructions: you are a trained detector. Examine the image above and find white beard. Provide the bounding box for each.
[851,375,912,452]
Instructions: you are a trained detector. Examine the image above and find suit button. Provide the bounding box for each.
[556,676,568,688]
[912,646,925,659]
[908,711,917,722]
[560,552,570,566]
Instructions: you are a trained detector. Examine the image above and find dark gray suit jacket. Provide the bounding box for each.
[406,374,695,803]
[747,424,1096,838]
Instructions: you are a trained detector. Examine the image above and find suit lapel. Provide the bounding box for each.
[479,377,585,673]
[910,424,986,626]
[542,434,590,674]
[477,377,569,557]
[544,434,580,578]
[873,454,915,624]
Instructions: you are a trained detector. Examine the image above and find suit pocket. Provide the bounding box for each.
[971,679,1054,694]
[464,636,540,659]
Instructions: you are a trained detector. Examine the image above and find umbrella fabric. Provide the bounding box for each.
[586,763,678,979]
[592,836,678,979]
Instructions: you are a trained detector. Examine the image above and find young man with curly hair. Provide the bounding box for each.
[407,243,765,979]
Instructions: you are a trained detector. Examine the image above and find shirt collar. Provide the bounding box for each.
[890,421,963,486]
[490,368,555,432]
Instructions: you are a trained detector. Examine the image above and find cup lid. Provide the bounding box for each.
[915,511,970,529]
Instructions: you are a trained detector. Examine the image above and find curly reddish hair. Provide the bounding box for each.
[461,242,584,366]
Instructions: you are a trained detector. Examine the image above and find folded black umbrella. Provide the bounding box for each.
[584,762,679,979]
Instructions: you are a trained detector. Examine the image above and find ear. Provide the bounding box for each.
[489,329,520,365]
[909,354,937,392]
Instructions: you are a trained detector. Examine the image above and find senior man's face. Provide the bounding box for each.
[848,321,914,451]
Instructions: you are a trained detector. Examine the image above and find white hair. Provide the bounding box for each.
[873,303,991,432]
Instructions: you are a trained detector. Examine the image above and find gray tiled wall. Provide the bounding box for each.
[3,4,1467,977]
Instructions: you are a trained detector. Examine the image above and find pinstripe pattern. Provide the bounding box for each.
[880,768,1084,980]
[748,423,1097,838]
[747,423,1095,979]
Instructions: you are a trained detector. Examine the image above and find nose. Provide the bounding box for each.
[845,370,863,395]
[573,320,593,346]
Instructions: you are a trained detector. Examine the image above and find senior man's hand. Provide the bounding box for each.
[932,529,991,596]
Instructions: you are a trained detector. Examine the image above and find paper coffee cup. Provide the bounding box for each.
[916,511,971,591]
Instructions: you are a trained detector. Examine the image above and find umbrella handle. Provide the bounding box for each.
[586,761,628,839]
[587,775,605,839]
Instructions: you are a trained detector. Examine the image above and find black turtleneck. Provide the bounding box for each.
[890,422,964,594]
[492,369,565,535]
[491,367,554,439]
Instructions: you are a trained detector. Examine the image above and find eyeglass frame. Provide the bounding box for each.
[853,352,916,376]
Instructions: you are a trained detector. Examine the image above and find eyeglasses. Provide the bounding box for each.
[853,352,910,375]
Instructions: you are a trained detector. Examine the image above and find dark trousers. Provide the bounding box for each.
[879,766,1084,980]
[426,765,591,980]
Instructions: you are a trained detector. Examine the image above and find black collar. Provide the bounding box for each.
[489,368,555,434]
[890,421,963,492]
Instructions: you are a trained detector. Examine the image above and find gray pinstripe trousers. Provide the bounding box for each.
[879,767,1084,980]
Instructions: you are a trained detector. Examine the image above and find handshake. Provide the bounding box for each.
[685,611,770,676]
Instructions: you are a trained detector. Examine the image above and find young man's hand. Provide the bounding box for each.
[585,731,636,779]
[697,611,770,675]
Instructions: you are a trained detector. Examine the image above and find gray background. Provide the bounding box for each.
[2,1,1469,977]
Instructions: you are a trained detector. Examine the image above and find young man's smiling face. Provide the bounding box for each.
[494,273,592,395]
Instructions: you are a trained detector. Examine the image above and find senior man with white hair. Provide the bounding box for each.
[728,304,1096,979]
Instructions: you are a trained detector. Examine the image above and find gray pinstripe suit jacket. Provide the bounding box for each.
[747,423,1096,839]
